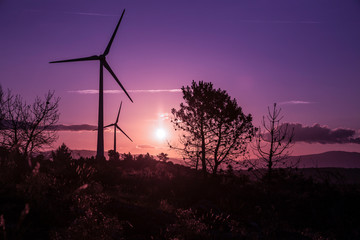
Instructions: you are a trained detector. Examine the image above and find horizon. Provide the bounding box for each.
[1,0,360,158]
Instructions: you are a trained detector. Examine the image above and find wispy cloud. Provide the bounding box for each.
[129,89,182,93]
[145,113,171,122]
[24,9,119,18]
[159,113,169,121]
[239,19,321,24]
[68,89,182,94]
[279,100,313,105]
[136,145,155,149]
[64,11,119,17]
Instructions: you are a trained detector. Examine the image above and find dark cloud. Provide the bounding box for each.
[287,123,360,144]
[55,124,97,131]
[136,145,155,149]
[69,89,182,94]
[0,122,97,131]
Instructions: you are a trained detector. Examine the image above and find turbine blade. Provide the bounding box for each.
[104,123,114,128]
[103,9,125,56]
[49,55,99,63]
[116,125,133,142]
[115,102,122,123]
[103,60,133,102]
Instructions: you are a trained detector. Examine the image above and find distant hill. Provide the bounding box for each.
[70,149,97,159]
[65,150,360,168]
[287,151,360,168]
[41,149,97,159]
[241,151,360,169]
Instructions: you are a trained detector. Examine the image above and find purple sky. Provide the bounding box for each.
[1,0,360,156]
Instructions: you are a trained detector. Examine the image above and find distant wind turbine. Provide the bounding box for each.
[50,9,132,159]
[104,102,132,153]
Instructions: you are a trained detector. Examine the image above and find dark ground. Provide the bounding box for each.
[0,150,360,240]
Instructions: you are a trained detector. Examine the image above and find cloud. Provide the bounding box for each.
[136,145,155,149]
[64,11,119,17]
[0,122,97,132]
[68,89,182,94]
[145,112,171,123]
[239,19,321,24]
[55,124,97,131]
[279,101,312,105]
[24,9,118,18]
[129,89,182,93]
[287,123,360,144]
[159,113,169,121]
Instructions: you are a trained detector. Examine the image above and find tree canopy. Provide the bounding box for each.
[171,80,255,175]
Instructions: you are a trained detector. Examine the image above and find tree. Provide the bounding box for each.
[171,80,255,176]
[22,91,60,160]
[253,103,294,180]
[108,150,120,161]
[0,88,26,150]
[157,152,169,162]
[0,87,60,167]
[136,153,155,162]
[121,152,134,161]
[52,143,72,162]
[0,85,5,130]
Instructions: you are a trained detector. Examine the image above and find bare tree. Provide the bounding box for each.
[171,81,255,176]
[0,87,60,167]
[22,91,60,159]
[0,85,4,129]
[0,89,27,150]
[253,103,294,180]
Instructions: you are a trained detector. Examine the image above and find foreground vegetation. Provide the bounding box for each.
[0,146,359,240]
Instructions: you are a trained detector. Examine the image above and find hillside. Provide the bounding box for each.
[68,150,360,168]
[240,151,360,169]
[1,149,360,239]
[293,151,360,168]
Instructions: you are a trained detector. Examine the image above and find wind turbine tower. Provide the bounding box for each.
[50,9,133,159]
[104,101,132,153]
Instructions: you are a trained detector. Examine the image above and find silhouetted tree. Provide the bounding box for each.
[157,152,169,162]
[22,91,60,160]
[108,150,120,161]
[121,152,134,161]
[0,88,60,167]
[0,85,5,130]
[0,88,26,150]
[226,164,234,176]
[136,153,155,162]
[253,103,294,180]
[171,81,255,176]
[52,143,72,162]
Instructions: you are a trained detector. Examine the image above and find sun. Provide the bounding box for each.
[155,128,167,141]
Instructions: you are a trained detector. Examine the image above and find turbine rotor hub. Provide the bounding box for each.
[99,55,106,61]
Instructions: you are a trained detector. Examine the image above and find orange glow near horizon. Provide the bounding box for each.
[54,109,176,158]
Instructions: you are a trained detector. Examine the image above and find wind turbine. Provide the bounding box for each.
[50,9,132,159]
[104,101,132,153]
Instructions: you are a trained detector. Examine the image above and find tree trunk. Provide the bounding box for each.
[200,121,207,177]
[212,163,219,176]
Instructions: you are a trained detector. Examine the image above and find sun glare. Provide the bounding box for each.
[155,128,167,141]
